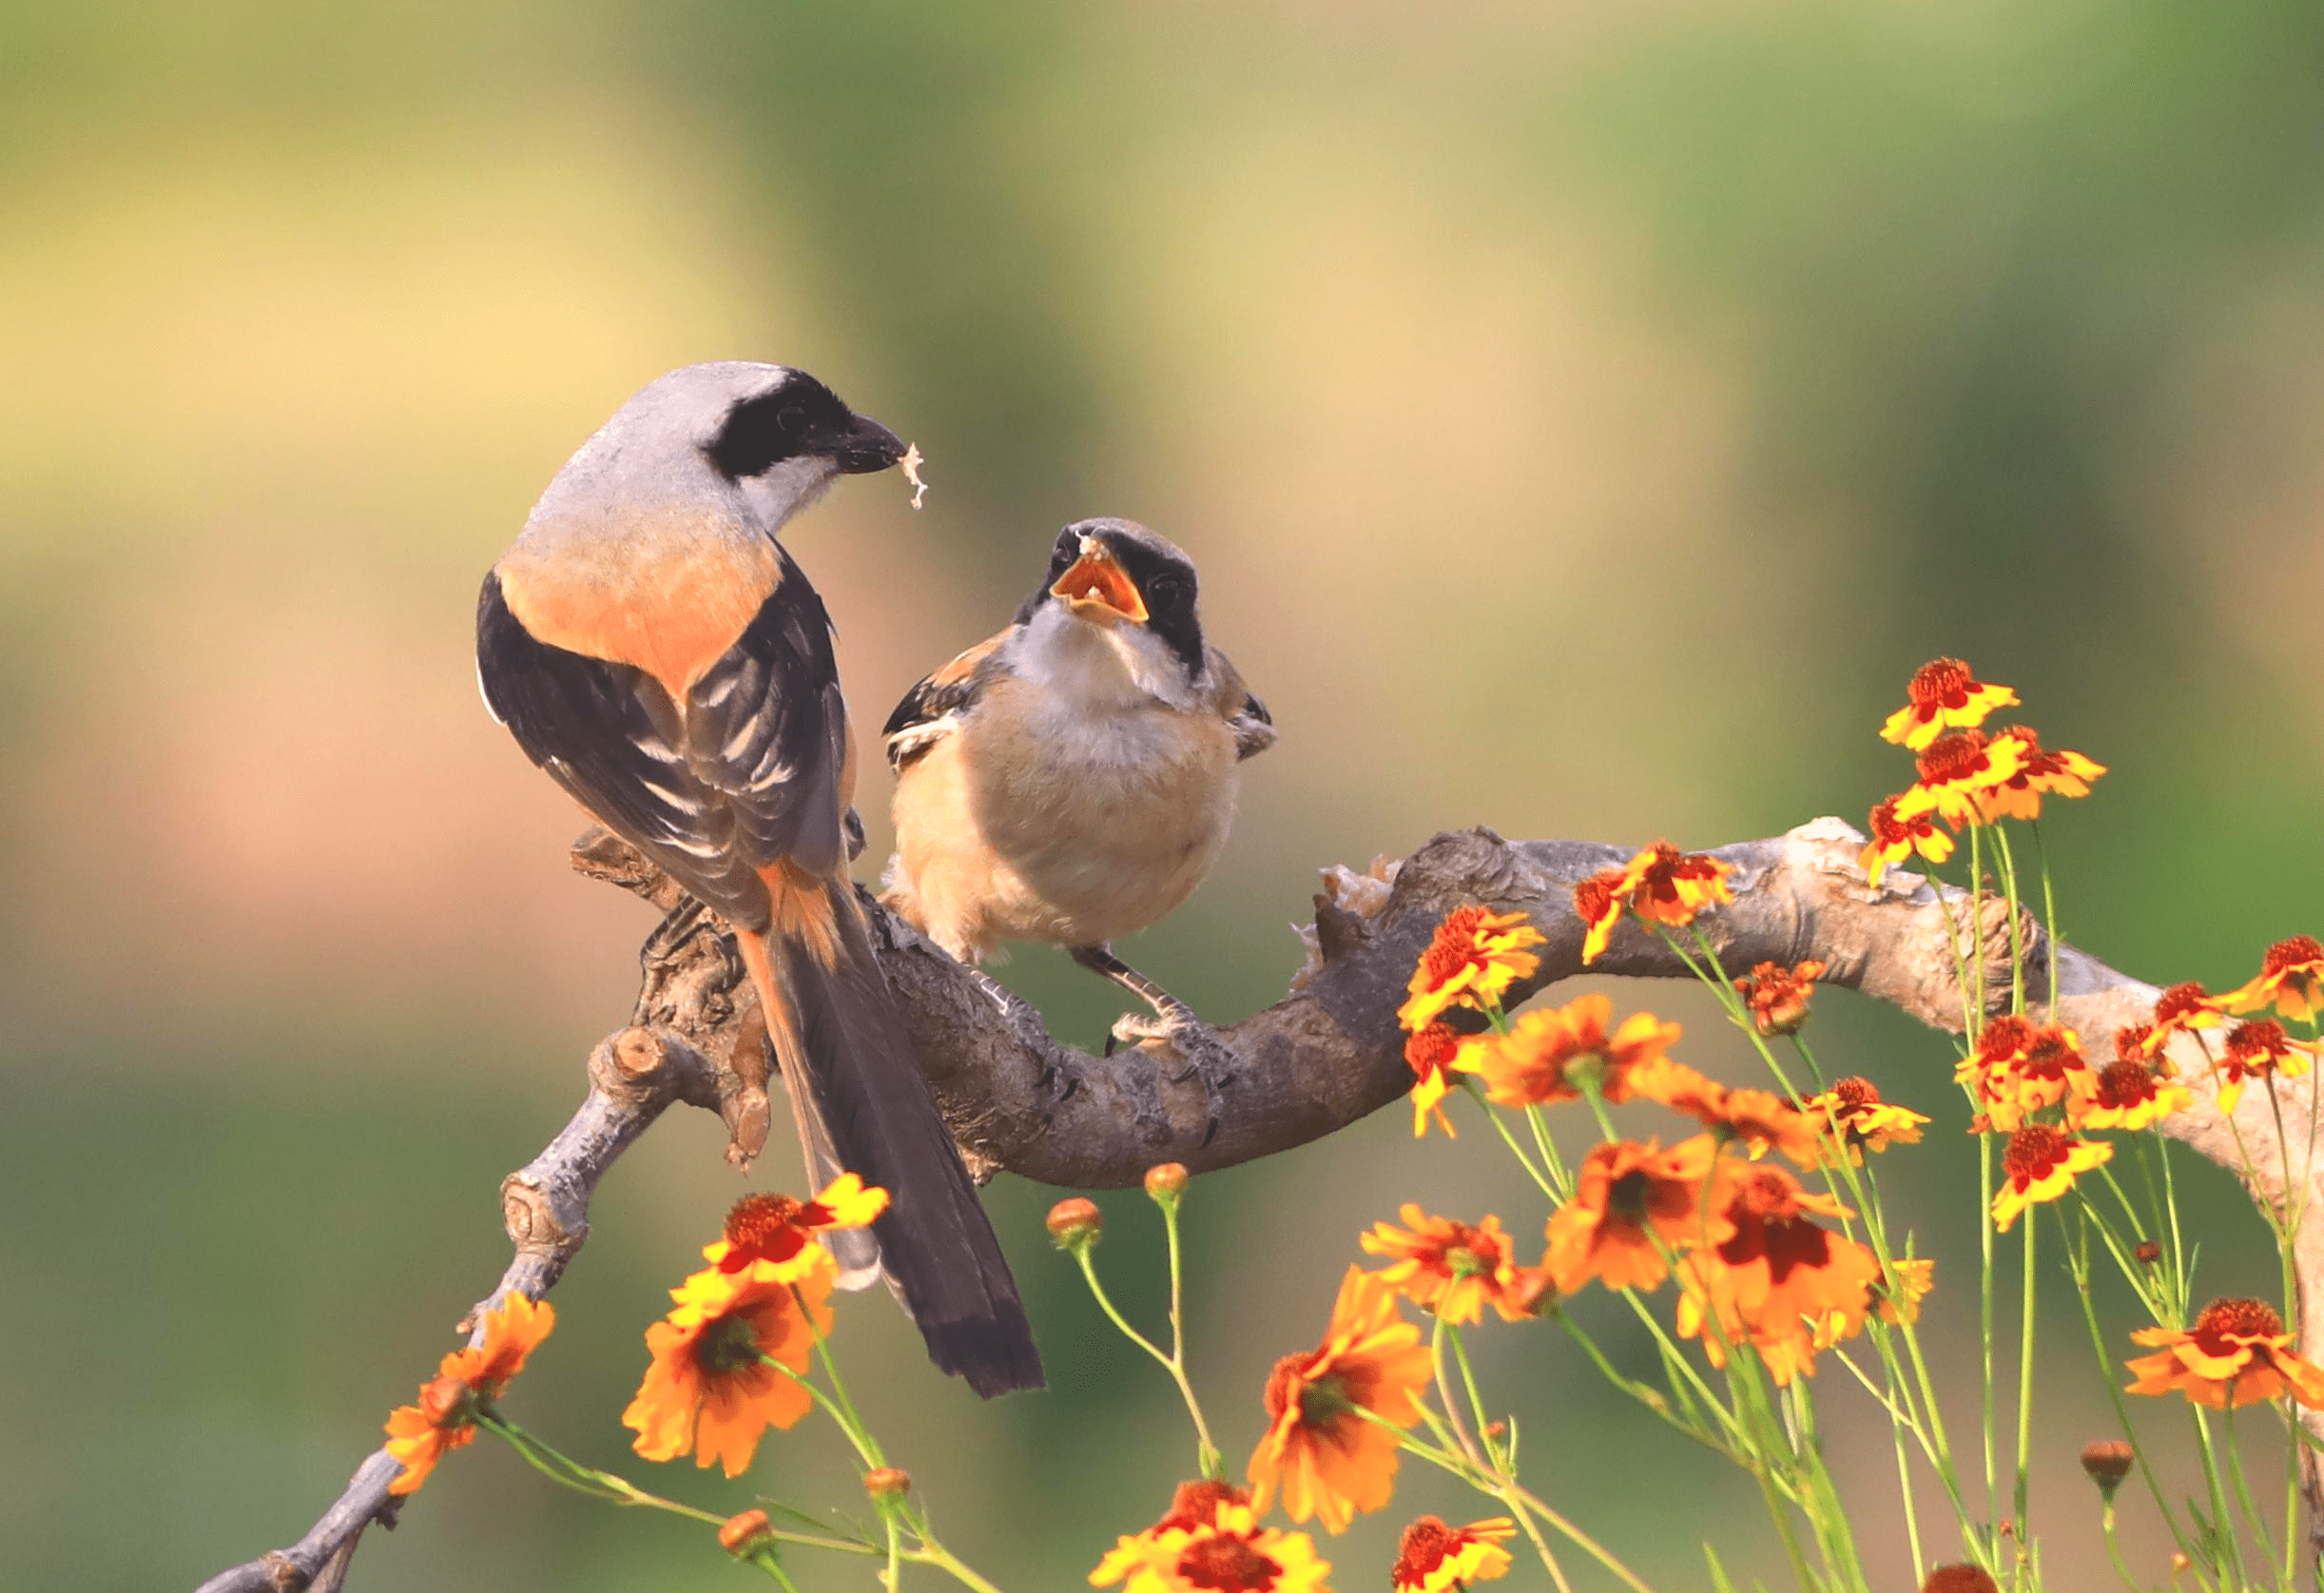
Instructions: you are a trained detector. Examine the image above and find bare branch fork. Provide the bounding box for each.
[195,817,2324,1591]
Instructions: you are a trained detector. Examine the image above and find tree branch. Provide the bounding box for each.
[193,816,2324,1589]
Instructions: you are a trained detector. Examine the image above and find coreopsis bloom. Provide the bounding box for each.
[1090,1482,1253,1585]
[2213,1019,2318,1113]
[2069,1059,2190,1133]
[383,1292,556,1495]
[1802,1077,1927,1162]
[1632,1060,1819,1166]
[2125,1297,2324,1409]
[1390,1517,1516,1592]
[1894,729,2026,829]
[1692,1164,1881,1350]
[1453,994,1679,1108]
[1574,866,1629,963]
[1360,1208,1536,1325]
[2225,935,2324,1023]
[1092,1497,1332,1593]
[703,1175,889,1279]
[1974,726,2105,823]
[1398,906,1544,1032]
[1870,1256,1937,1327]
[1249,1268,1433,1534]
[1861,795,1955,887]
[1956,1021,2096,1132]
[1992,1124,2111,1233]
[2142,981,2225,1055]
[1734,960,1827,1037]
[1404,1023,1462,1139]
[1622,841,1734,929]
[1544,1136,1733,1294]
[1881,658,2018,750]
[623,1267,827,1476]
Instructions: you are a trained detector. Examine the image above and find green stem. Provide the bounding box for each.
[1074,1248,1219,1475]
[2014,1206,2037,1541]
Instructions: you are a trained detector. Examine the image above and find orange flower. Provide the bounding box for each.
[2225,936,2324,1023]
[1631,1060,1820,1166]
[1956,1020,2096,1132]
[1574,866,1629,963]
[1871,1256,1937,1327]
[1992,1124,2110,1232]
[1360,1207,1537,1326]
[1894,729,2026,829]
[1390,1517,1516,1591]
[1092,1496,1333,1593]
[1544,1136,1733,1294]
[1802,1077,1927,1162]
[2213,1020,2318,1114]
[623,1267,827,1476]
[2126,1297,2324,1409]
[703,1175,890,1280]
[1734,960,1828,1037]
[383,1292,557,1496]
[1453,994,1679,1108]
[1861,795,1955,887]
[1404,1024,1463,1139]
[1881,657,2019,750]
[1622,841,1734,929]
[1973,726,2105,822]
[1398,907,1544,1032]
[1696,1164,1880,1341]
[1249,1268,1433,1534]
[2142,981,2225,1055]
[2068,1059,2190,1133]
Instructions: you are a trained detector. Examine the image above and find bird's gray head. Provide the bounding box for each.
[1015,517,1208,684]
[531,361,907,540]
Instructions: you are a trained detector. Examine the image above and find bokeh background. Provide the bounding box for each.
[6,2,2322,1588]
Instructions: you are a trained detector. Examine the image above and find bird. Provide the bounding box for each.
[474,360,1043,1398]
[880,517,1275,1117]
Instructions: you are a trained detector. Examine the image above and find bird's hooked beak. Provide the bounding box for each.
[833,412,909,476]
[1050,536,1149,626]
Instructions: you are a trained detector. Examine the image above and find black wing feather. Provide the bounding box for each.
[476,561,848,927]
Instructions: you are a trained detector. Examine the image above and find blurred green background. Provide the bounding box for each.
[6,1,2322,1588]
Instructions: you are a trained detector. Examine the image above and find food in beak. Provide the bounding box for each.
[1050,547,1148,625]
[900,444,929,510]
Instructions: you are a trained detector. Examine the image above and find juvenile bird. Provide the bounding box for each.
[475,361,1041,1397]
[881,518,1274,1113]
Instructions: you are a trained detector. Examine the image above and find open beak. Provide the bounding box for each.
[1050,540,1148,625]
[833,413,908,475]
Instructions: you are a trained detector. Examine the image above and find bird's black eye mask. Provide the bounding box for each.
[1014,525,1207,677]
[705,378,857,480]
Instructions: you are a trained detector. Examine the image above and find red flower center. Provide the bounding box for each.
[2002,1124,2066,1184]
[2113,1022,2154,1062]
[721,1194,812,1269]
[2264,936,2324,978]
[1392,1517,1459,1583]
[1831,1077,1879,1108]
[2153,981,2212,1025]
[1418,906,1490,986]
[2195,1296,2283,1341]
[2227,1020,2288,1061]
[1404,1024,1459,1079]
[1157,1480,1250,1534]
[1977,1015,2034,1063]
[2095,1059,2156,1107]
[1733,1168,1803,1222]
[1868,798,1911,845]
[1573,868,1624,924]
[1915,730,1990,786]
[1177,1535,1282,1593]
[1907,658,1974,709]
[2019,1027,2082,1079]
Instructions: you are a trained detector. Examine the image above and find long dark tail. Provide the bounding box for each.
[735,887,1044,1398]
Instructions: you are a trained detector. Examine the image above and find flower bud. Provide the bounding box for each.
[2080,1439,2133,1499]
[719,1509,775,1558]
[2135,1240,2161,1266]
[1920,1567,1998,1593]
[416,1374,475,1430]
[1047,1197,1103,1251]
[1144,1162,1190,1206]
[863,1467,912,1500]
[2170,1551,2190,1575]
[1504,1265,1558,1319]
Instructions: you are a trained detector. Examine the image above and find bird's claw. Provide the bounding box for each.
[1107,1007,1233,1147]
[973,971,1081,1106]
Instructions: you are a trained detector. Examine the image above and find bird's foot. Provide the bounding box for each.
[1106,1004,1234,1147]
[970,971,1082,1106]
